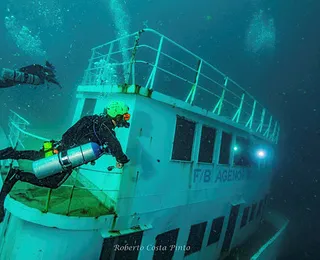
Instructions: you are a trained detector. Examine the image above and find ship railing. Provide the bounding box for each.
[81,28,279,144]
[1,110,32,169]
[8,110,31,149]
[3,111,116,217]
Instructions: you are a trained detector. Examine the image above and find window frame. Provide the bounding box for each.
[198,125,217,164]
[218,131,233,165]
[207,216,225,246]
[184,221,208,256]
[153,228,180,260]
[171,115,196,162]
[249,203,257,222]
[240,206,250,228]
[233,135,252,167]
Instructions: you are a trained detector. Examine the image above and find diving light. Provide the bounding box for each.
[256,149,266,159]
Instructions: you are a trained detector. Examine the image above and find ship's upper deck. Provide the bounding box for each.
[81,28,279,144]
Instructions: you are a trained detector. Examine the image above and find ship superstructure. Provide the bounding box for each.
[0,29,288,260]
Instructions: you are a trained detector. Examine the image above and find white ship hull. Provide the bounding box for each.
[0,29,288,260]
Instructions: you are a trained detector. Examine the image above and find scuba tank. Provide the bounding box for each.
[32,142,103,179]
[1,68,41,85]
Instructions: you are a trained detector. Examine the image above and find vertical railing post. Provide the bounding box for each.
[148,36,164,90]
[232,93,245,123]
[106,43,114,64]
[271,121,278,142]
[44,189,52,213]
[276,125,280,144]
[245,100,256,129]
[256,108,265,133]
[130,62,136,87]
[127,31,142,86]
[185,60,203,105]
[213,77,228,116]
[66,186,75,216]
[263,116,273,139]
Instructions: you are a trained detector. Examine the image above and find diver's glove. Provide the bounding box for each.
[116,154,130,164]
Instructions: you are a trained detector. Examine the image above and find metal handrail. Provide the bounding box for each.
[10,121,50,142]
[81,28,280,144]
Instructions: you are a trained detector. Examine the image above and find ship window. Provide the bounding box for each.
[256,199,264,217]
[219,132,232,164]
[207,216,224,246]
[184,221,207,256]
[198,126,216,163]
[264,194,269,206]
[249,203,257,222]
[266,147,274,167]
[240,206,250,228]
[172,116,196,161]
[153,228,179,260]
[99,231,143,260]
[233,136,252,167]
[258,195,268,221]
[80,98,97,118]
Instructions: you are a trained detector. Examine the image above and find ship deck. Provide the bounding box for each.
[1,169,113,217]
[0,128,114,217]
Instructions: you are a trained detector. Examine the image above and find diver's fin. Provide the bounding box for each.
[45,61,56,71]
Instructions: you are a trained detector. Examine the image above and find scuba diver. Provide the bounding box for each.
[0,61,61,89]
[0,100,130,222]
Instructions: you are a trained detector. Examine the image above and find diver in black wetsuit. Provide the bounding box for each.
[0,101,131,222]
[0,61,61,89]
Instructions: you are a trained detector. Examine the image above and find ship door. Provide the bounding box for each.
[221,204,240,254]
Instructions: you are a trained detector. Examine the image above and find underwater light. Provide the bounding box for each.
[233,146,239,151]
[256,149,266,159]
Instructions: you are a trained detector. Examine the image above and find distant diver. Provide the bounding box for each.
[0,61,62,89]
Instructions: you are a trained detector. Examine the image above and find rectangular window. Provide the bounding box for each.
[153,229,179,260]
[221,205,240,254]
[100,231,143,260]
[172,116,196,161]
[219,132,232,164]
[80,98,97,118]
[249,203,257,222]
[207,216,224,246]
[256,199,264,217]
[233,136,252,167]
[184,222,207,256]
[266,146,274,167]
[240,206,250,228]
[198,126,216,163]
[264,194,269,206]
